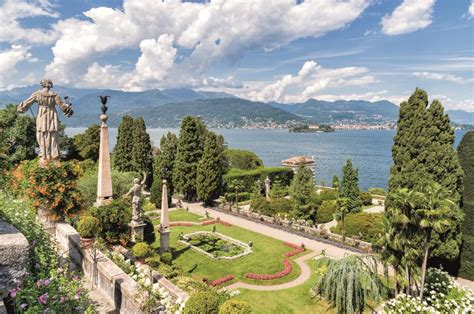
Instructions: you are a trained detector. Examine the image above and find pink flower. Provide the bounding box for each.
[38,293,48,305]
[20,303,27,309]
[60,296,67,304]
[9,288,20,298]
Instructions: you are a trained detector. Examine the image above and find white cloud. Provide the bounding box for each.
[0,45,35,89]
[46,0,371,87]
[431,95,474,112]
[0,0,59,45]
[246,60,378,103]
[413,71,471,84]
[469,1,474,17]
[381,0,435,35]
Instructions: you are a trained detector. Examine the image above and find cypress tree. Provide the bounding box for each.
[114,115,134,171]
[72,124,100,161]
[332,175,339,190]
[131,117,153,185]
[290,163,316,219]
[173,116,207,201]
[388,88,464,263]
[196,132,226,205]
[340,159,362,212]
[458,131,474,279]
[150,132,178,208]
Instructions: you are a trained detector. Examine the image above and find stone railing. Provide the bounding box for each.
[54,223,187,313]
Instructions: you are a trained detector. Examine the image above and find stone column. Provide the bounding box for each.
[160,180,170,253]
[264,176,271,200]
[95,110,113,206]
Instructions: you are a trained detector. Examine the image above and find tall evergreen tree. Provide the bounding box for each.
[196,132,226,205]
[150,132,178,208]
[332,175,340,190]
[290,163,316,219]
[388,88,464,264]
[114,115,134,171]
[131,117,153,185]
[72,124,100,161]
[458,131,474,280]
[173,116,207,201]
[340,159,362,212]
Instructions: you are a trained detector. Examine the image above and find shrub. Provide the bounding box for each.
[132,242,150,259]
[210,275,235,287]
[160,252,173,265]
[316,200,337,223]
[224,149,263,170]
[331,212,383,244]
[184,290,222,314]
[368,187,386,196]
[175,276,209,294]
[143,215,156,244]
[145,255,161,268]
[360,192,373,206]
[224,192,251,203]
[319,189,339,201]
[77,215,100,238]
[223,167,293,193]
[245,259,292,280]
[219,300,252,314]
[272,197,293,214]
[250,196,271,215]
[9,159,83,218]
[157,264,183,279]
[88,199,131,244]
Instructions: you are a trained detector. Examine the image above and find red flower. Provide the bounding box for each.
[209,275,235,287]
[245,259,292,280]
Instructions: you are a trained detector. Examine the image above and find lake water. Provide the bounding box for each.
[65,128,467,191]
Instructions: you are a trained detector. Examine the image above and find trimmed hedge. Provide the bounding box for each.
[184,291,222,314]
[250,196,293,217]
[331,212,383,244]
[224,149,263,170]
[224,192,251,203]
[223,167,294,193]
[316,200,337,223]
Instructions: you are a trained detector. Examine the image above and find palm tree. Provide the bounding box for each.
[335,197,351,242]
[312,254,385,314]
[416,182,457,301]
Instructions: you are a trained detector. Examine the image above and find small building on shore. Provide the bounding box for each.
[281,155,315,174]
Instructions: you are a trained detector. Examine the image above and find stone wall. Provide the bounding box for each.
[55,223,187,313]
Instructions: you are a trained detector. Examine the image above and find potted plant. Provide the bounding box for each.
[132,242,150,264]
[77,216,101,249]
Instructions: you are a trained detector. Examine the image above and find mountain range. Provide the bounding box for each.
[0,85,472,127]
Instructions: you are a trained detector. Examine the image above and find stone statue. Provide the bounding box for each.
[125,175,147,223]
[16,78,73,164]
[264,176,271,200]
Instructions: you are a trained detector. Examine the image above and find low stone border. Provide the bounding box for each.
[212,207,368,254]
[179,231,253,260]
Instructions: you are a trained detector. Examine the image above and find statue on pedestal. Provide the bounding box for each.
[16,78,73,164]
[125,175,147,223]
[264,176,271,200]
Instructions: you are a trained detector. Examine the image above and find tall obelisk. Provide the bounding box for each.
[96,96,113,206]
[160,180,170,253]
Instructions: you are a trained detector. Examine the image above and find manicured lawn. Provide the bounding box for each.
[151,210,211,223]
[362,204,378,210]
[235,258,335,314]
[151,218,310,285]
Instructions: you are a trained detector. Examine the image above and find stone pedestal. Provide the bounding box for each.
[129,221,146,243]
[160,230,170,253]
[36,207,59,234]
[96,114,113,206]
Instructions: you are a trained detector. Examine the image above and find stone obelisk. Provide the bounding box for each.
[160,180,170,253]
[95,96,113,206]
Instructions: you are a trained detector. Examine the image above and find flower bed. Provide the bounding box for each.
[209,275,235,287]
[245,259,292,280]
[170,222,195,227]
[283,242,305,257]
[201,219,232,226]
[179,231,252,260]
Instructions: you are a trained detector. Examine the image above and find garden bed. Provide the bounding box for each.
[179,231,253,260]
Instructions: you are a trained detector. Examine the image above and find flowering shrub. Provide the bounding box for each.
[9,160,83,218]
[382,268,474,313]
[88,200,131,244]
[245,259,292,280]
[283,242,305,257]
[210,275,235,287]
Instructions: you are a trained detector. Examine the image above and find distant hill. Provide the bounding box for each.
[446,110,474,125]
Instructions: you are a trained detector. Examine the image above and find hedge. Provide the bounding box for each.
[319,189,339,201]
[223,167,294,193]
[219,300,252,314]
[331,212,383,244]
[316,200,337,223]
[224,192,251,203]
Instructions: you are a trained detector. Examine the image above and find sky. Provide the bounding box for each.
[0,0,473,111]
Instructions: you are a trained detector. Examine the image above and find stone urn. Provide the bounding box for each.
[80,237,95,250]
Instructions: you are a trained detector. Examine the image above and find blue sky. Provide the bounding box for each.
[0,0,472,111]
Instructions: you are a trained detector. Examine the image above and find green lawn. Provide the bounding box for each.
[150,210,211,223]
[235,258,335,314]
[151,218,310,285]
[362,204,378,210]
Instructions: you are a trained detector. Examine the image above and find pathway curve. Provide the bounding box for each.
[225,251,320,291]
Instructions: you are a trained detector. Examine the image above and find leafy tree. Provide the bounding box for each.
[131,117,153,186]
[334,197,351,242]
[0,104,37,165]
[72,124,100,161]
[224,148,263,170]
[313,255,384,314]
[114,115,134,172]
[150,132,178,208]
[196,132,226,205]
[290,163,316,219]
[173,116,207,201]
[388,88,464,263]
[332,175,339,190]
[458,131,474,279]
[340,159,362,212]
[228,178,244,207]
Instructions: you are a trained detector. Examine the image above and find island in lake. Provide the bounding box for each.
[289,124,335,133]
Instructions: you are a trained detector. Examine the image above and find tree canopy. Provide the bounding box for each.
[340,159,362,212]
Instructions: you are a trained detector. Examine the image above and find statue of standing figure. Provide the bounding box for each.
[125,175,147,223]
[16,78,73,164]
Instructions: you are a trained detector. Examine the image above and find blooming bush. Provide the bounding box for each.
[283,241,305,257]
[382,268,474,313]
[210,275,235,287]
[245,259,292,280]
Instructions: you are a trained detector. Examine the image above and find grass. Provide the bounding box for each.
[151,217,310,285]
[362,204,378,210]
[150,210,211,223]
